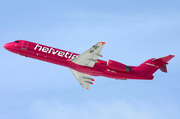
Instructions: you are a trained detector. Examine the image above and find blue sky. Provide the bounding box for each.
[1,0,180,119]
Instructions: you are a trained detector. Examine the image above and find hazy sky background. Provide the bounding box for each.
[1,0,180,119]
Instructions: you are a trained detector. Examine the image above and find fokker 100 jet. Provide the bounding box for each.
[4,40,174,89]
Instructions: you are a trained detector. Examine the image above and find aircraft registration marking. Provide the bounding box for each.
[107,69,117,73]
[89,45,99,53]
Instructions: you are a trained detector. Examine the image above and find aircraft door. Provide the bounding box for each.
[21,41,29,50]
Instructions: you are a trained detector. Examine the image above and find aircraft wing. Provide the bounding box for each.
[70,69,94,89]
[70,42,105,68]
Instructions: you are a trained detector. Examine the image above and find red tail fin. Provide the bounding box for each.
[134,55,174,74]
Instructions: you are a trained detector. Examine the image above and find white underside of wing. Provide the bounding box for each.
[70,42,105,68]
[70,68,92,89]
[69,42,105,89]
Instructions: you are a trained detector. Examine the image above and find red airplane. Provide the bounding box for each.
[4,40,174,89]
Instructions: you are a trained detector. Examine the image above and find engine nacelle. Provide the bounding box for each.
[107,60,131,71]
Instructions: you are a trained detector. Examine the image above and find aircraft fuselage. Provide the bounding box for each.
[4,40,154,80]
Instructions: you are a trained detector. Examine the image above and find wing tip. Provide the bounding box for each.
[99,42,106,44]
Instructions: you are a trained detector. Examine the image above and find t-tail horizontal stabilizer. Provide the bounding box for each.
[134,55,174,74]
[153,55,174,73]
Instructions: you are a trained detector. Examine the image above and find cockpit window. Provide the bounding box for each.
[14,41,19,43]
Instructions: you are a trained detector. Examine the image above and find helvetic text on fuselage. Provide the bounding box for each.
[34,44,78,59]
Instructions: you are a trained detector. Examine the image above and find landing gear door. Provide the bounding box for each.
[21,41,29,50]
